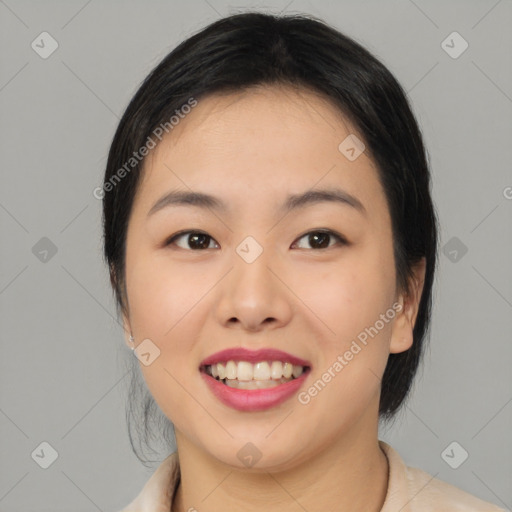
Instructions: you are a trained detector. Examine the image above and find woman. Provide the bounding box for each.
[100,12,505,512]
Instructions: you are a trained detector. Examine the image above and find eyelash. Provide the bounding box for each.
[164,229,348,251]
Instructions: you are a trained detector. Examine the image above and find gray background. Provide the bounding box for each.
[1,0,511,510]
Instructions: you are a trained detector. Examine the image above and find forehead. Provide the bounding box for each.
[132,85,385,218]
[152,85,358,158]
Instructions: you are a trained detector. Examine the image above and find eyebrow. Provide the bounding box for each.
[147,187,367,218]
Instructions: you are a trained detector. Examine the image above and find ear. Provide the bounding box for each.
[121,310,134,349]
[111,264,134,349]
[389,257,427,354]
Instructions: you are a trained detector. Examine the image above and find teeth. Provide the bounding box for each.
[270,361,282,379]
[206,360,306,382]
[253,361,270,380]
[292,364,303,378]
[225,378,289,390]
[283,362,293,379]
[226,360,237,380]
[237,361,253,381]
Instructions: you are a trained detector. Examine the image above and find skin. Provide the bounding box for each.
[120,85,426,512]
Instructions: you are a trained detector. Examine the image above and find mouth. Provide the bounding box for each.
[198,348,312,411]
[200,360,311,390]
[199,347,312,389]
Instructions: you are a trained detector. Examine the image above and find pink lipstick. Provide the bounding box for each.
[199,347,311,412]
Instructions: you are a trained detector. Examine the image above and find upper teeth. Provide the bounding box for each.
[207,361,305,381]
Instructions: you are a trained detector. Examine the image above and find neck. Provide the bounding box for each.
[171,411,388,512]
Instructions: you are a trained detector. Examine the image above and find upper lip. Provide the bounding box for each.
[200,348,311,368]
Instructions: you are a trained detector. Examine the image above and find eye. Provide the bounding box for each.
[165,230,219,250]
[292,229,347,250]
[164,229,347,251]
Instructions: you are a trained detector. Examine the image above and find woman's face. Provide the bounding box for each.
[122,86,424,471]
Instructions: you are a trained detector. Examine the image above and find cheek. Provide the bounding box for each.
[124,251,207,386]
[296,244,395,349]
[296,262,395,421]
[292,243,396,416]
[126,249,210,339]
[125,252,211,423]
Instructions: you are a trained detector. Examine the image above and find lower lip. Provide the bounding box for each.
[200,370,310,412]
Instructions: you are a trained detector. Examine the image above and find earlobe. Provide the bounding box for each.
[389,295,413,354]
[121,312,134,349]
[389,257,427,354]
[113,270,133,349]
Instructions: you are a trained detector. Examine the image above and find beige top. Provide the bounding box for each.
[120,441,505,511]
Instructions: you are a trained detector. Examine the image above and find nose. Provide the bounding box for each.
[214,244,293,333]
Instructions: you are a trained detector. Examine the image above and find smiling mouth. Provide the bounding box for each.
[201,360,310,390]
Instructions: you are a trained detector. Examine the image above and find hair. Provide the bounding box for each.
[101,11,439,464]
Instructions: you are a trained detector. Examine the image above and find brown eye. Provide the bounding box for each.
[166,231,218,250]
[293,230,347,250]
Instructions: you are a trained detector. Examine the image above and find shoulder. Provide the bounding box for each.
[380,441,506,511]
[403,465,505,511]
[118,452,180,512]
